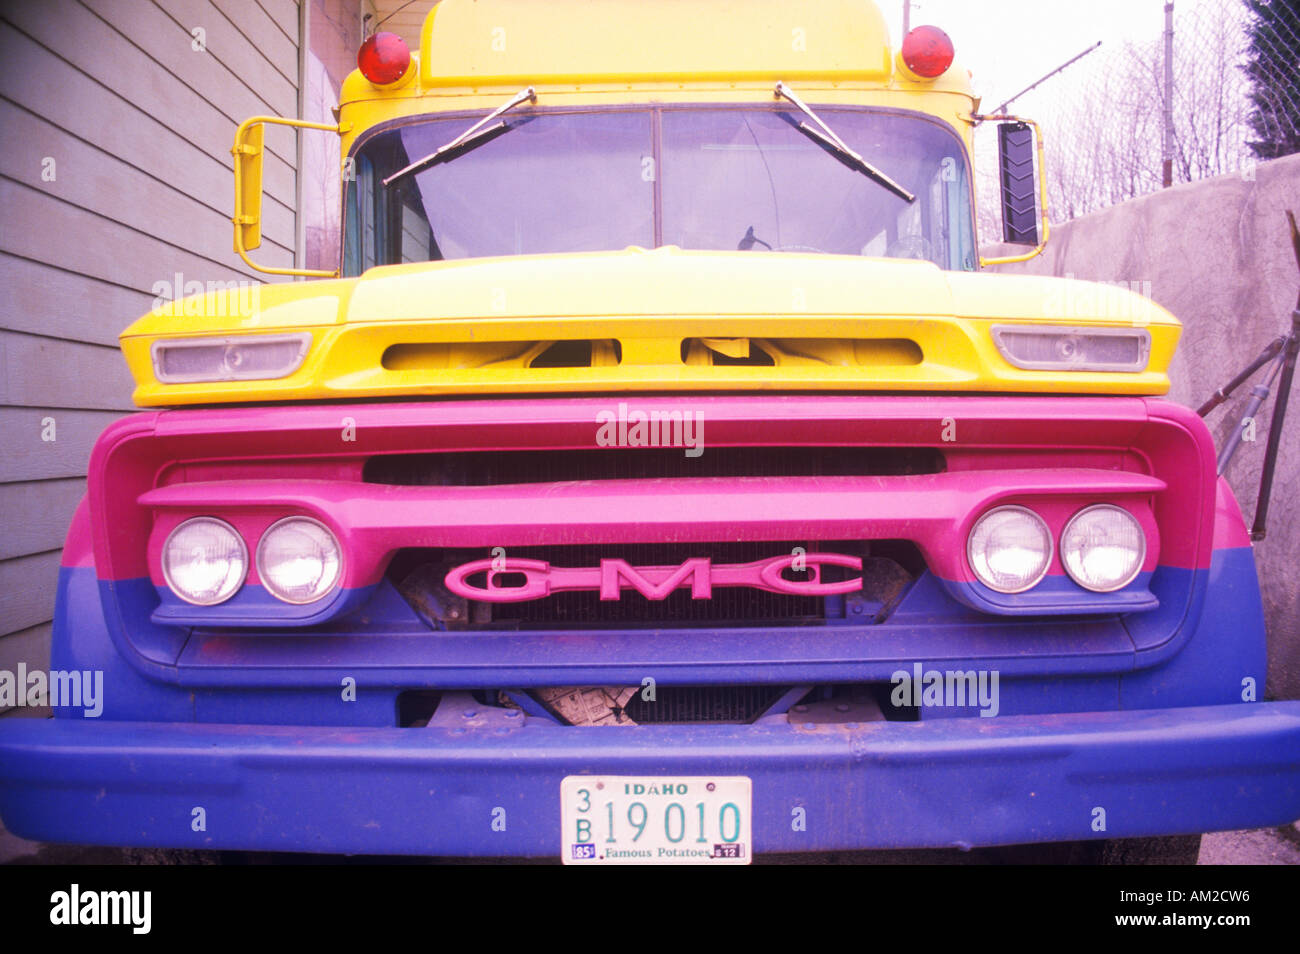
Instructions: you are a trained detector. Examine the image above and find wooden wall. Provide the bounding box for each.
[0,0,302,709]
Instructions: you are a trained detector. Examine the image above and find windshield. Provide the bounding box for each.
[344,106,976,275]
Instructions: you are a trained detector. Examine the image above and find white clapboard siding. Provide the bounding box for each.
[0,28,296,238]
[2,4,298,204]
[0,553,62,635]
[0,479,87,561]
[0,623,52,716]
[0,253,160,348]
[0,407,130,483]
[0,0,303,672]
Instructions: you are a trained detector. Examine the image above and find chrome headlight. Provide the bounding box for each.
[162,517,248,605]
[152,334,310,383]
[967,505,1053,594]
[256,517,343,604]
[992,325,1150,372]
[1060,505,1146,592]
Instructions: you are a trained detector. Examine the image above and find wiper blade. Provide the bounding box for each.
[774,81,915,203]
[382,86,536,188]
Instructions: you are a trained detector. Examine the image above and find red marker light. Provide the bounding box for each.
[901,25,954,78]
[358,31,411,86]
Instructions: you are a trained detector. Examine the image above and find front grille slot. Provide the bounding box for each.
[364,446,945,487]
[621,684,792,724]
[381,338,621,371]
[531,684,795,725]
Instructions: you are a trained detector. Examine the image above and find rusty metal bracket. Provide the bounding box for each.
[426,692,526,732]
[1199,211,1299,540]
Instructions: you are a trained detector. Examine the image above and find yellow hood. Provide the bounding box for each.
[121,247,1180,406]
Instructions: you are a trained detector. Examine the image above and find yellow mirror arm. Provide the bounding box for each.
[232,116,350,279]
[976,114,1051,268]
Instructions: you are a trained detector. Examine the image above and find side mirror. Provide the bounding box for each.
[232,121,264,253]
[998,122,1038,244]
[979,115,1050,267]
[232,116,346,278]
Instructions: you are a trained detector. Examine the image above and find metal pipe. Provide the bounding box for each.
[1163,1,1175,188]
[295,0,310,274]
[1250,311,1300,538]
[1197,336,1286,416]
[994,41,1102,115]
[1217,382,1272,477]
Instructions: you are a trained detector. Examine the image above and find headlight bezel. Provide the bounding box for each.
[1059,503,1147,593]
[254,516,345,605]
[966,504,1054,594]
[161,516,249,606]
[151,333,311,384]
[991,324,1152,373]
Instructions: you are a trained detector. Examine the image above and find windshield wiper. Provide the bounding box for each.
[773,81,915,203]
[738,226,773,250]
[382,86,537,188]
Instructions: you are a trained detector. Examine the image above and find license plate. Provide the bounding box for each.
[561,775,752,864]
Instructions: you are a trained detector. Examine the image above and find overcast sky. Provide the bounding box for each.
[877,0,1222,109]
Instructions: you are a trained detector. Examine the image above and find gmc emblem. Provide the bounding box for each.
[444,552,863,603]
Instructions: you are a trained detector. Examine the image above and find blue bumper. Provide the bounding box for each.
[2,702,1299,857]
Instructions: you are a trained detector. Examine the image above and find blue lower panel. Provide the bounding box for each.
[2,702,1298,856]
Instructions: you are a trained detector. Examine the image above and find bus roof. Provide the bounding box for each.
[419,0,893,88]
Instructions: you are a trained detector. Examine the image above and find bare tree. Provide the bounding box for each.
[978,0,1253,235]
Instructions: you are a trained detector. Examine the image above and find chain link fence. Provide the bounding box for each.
[975,0,1300,241]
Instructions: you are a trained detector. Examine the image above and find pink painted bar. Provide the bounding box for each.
[138,469,1164,587]
[87,396,1217,585]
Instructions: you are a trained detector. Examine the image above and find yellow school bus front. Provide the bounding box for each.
[23,0,1300,871]
[120,0,1180,405]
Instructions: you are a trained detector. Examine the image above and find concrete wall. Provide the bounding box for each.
[985,153,1300,701]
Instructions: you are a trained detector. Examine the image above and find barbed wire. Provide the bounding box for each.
[974,0,1300,241]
